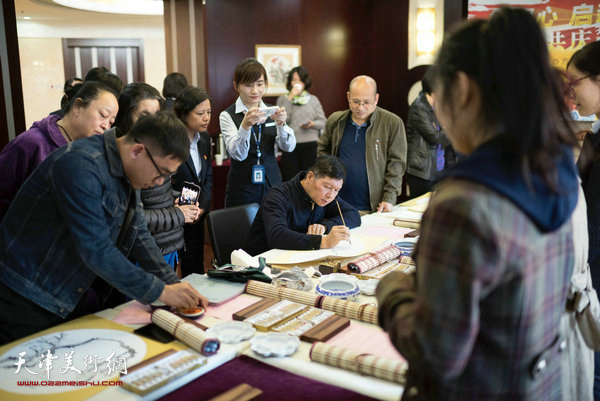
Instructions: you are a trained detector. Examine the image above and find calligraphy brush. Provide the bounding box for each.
[335,200,351,245]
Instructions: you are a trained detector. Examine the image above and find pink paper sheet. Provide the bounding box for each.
[113,294,262,325]
[326,321,406,362]
[113,301,152,325]
[204,294,260,321]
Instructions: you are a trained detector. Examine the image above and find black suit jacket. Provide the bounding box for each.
[172,131,213,211]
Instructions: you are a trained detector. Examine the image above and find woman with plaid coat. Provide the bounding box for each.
[377,7,581,400]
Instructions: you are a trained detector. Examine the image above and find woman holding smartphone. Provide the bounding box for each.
[219,58,296,208]
[173,86,213,276]
[114,82,199,274]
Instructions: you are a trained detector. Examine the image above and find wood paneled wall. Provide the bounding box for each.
[163,0,467,134]
[164,0,207,90]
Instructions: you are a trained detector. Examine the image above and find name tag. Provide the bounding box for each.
[252,165,265,184]
[265,122,276,127]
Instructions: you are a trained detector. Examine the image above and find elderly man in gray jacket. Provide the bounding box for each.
[318,75,407,213]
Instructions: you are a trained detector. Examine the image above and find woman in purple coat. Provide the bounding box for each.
[0,81,118,220]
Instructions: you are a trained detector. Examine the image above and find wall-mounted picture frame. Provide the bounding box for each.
[255,44,301,96]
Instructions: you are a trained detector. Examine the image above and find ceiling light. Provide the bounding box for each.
[40,0,163,16]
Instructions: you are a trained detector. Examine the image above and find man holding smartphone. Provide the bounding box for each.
[0,112,208,345]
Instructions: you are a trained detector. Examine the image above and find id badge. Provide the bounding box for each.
[252,164,265,184]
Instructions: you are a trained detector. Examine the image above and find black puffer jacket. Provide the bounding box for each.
[406,91,449,180]
[140,180,185,255]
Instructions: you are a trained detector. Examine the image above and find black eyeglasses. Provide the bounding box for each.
[568,74,593,98]
[136,139,175,180]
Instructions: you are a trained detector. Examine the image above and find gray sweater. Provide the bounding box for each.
[276,93,326,143]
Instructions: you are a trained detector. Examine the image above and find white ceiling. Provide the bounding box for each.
[14,0,163,21]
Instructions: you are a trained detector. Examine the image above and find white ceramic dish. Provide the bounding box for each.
[250,333,300,357]
[315,273,360,301]
[206,321,256,344]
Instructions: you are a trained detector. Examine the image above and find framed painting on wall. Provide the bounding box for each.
[255,45,301,96]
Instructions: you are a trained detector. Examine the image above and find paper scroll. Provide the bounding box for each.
[245,280,321,306]
[150,309,220,356]
[245,280,378,325]
[347,245,401,274]
[320,297,378,325]
[392,218,420,229]
[309,342,407,384]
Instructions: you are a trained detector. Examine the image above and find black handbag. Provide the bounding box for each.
[207,257,272,284]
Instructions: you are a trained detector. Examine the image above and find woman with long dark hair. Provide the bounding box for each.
[377,7,580,400]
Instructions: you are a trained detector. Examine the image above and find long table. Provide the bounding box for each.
[0,195,428,401]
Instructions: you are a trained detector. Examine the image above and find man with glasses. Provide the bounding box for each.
[0,112,208,345]
[318,75,407,213]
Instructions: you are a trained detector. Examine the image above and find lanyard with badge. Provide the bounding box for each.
[251,124,265,184]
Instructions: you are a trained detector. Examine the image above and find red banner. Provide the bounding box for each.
[468,1,600,68]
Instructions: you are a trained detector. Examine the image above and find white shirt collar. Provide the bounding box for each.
[190,131,201,145]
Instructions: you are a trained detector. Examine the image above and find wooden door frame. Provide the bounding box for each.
[62,38,145,83]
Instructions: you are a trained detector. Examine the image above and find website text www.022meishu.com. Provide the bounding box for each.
[17,380,122,386]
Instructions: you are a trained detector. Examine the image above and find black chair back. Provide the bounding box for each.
[206,203,259,266]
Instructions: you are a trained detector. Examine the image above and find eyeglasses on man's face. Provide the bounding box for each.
[135,139,176,180]
[349,99,375,108]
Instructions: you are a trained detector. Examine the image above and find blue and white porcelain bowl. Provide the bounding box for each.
[315,273,360,301]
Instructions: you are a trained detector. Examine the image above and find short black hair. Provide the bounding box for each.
[234,58,268,86]
[62,81,119,116]
[286,66,312,91]
[173,86,212,123]
[126,111,190,162]
[114,82,163,135]
[308,155,346,180]
[162,72,189,98]
[84,66,124,94]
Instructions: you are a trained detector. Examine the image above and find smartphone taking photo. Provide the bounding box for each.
[179,182,200,205]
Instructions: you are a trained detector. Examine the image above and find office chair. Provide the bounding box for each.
[206,203,259,267]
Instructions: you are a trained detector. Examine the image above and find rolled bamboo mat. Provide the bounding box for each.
[245,280,378,325]
[309,342,407,385]
[245,280,320,306]
[320,297,378,325]
[347,245,401,274]
[151,309,220,356]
